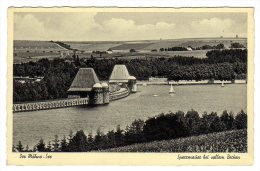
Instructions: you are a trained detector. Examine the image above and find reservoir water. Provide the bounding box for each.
[13,84,247,148]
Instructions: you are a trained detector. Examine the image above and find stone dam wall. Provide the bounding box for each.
[13,88,130,113]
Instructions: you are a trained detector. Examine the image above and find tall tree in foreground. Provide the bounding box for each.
[52,135,60,152]
[36,138,46,152]
[235,110,247,129]
[16,141,24,152]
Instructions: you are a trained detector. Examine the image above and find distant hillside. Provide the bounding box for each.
[110,43,153,51]
[66,42,122,52]
[65,37,247,52]
[14,40,67,50]
[103,129,247,152]
[14,37,247,52]
[142,38,247,50]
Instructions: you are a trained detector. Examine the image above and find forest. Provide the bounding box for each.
[13,109,247,152]
[13,49,247,102]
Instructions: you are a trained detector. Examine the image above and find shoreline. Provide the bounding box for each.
[136,79,247,85]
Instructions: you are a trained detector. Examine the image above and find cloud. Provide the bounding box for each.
[14,14,46,39]
[14,13,246,41]
[99,18,176,40]
[14,13,100,41]
[190,18,235,37]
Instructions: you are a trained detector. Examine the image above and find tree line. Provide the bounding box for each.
[13,58,78,102]
[194,43,225,50]
[13,49,247,102]
[194,42,245,50]
[159,42,245,51]
[50,41,76,51]
[159,43,227,51]
[13,109,247,152]
[160,47,188,51]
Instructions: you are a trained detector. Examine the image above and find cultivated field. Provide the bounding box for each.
[66,42,122,52]
[14,40,66,50]
[143,38,247,50]
[13,38,247,63]
[149,50,209,58]
[76,50,209,59]
[110,43,154,51]
[13,55,60,64]
[103,129,247,152]
[65,37,247,52]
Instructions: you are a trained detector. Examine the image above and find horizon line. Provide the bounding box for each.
[13,36,247,42]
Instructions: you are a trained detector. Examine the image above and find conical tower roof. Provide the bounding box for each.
[109,65,130,83]
[68,68,100,92]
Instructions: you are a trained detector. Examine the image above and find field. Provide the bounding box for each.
[13,52,60,64]
[65,37,247,52]
[103,129,247,152]
[110,43,154,50]
[13,38,247,63]
[148,50,208,58]
[66,42,122,52]
[14,40,66,50]
[13,55,60,64]
[143,38,247,50]
[75,49,209,60]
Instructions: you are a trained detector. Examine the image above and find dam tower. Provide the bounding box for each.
[67,68,106,105]
[109,64,137,93]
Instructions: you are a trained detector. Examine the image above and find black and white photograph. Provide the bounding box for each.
[6,7,254,165]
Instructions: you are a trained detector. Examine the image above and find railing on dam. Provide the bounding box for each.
[13,88,130,113]
[13,97,89,113]
[110,88,130,101]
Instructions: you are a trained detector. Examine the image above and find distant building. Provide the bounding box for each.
[106,49,113,54]
[109,65,137,92]
[109,65,131,83]
[67,68,109,104]
[110,49,129,53]
[60,50,73,58]
[68,68,100,98]
[138,50,151,53]
[149,77,168,82]
[14,76,44,84]
[186,47,193,51]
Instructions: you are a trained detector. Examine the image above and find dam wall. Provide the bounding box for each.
[13,97,89,113]
[13,87,130,113]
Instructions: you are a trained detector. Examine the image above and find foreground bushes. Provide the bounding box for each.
[14,109,247,152]
[104,129,247,152]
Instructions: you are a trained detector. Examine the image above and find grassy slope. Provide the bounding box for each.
[103,129,247,152]
[58,38,248,51]
[13,38,247,62]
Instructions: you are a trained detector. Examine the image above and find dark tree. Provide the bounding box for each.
[220,110,235,130]
[185,110,200,135]
[67,130,88,152]
[60,136,67,152]
[125,119,145,144]
[235,110,247,129]
[216,43,225,49]
[52,135,60,152]
[129,49,136,53]
[36,138,46,152]
[115,125,125,146]
[46,141,52,152]
[230,42,245,49]
[16,141,24,152]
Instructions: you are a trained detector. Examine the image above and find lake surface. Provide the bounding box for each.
[13,84,247,148]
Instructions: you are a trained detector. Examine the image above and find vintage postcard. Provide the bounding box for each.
[7,7,254,165]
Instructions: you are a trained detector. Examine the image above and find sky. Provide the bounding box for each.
[14,12,247,41]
